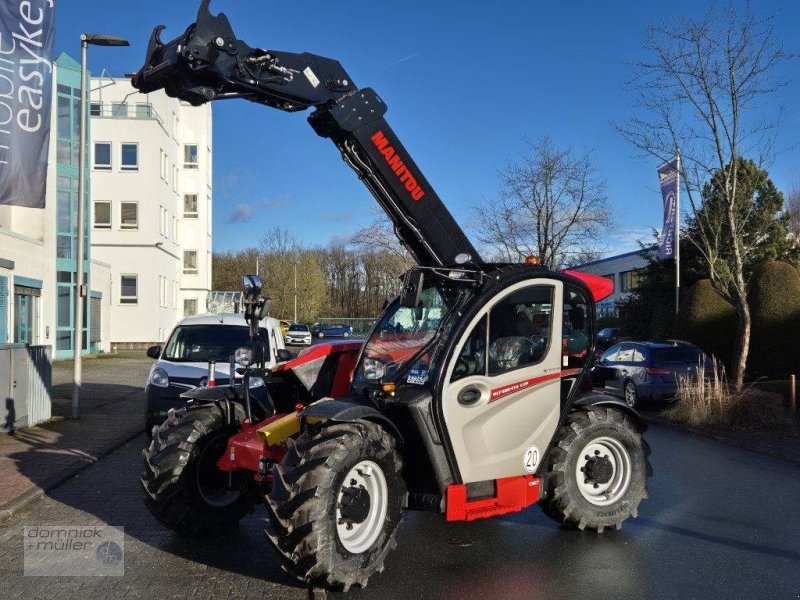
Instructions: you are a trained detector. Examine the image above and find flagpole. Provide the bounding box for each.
[675,149,681,315]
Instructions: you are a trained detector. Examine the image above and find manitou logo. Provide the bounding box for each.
[371,130,426,201]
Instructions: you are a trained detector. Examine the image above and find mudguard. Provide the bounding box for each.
[180,386,241,426]
[572,391,647,431]
[301,398,403,444]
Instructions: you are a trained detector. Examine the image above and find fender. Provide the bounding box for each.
[302,399,404,444]
[572,391,647,432]
[180,386,241,426]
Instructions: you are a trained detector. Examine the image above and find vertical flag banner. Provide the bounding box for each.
[0,0,56,208]
[657,158,679,260]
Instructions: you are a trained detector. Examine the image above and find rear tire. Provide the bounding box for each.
[265,421,403,591]
[540,406,651,533]
[141,403,254,537]
[624,381,638,408]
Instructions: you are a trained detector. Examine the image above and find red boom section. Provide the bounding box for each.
[446,476,541,521]
[562,270,614,303]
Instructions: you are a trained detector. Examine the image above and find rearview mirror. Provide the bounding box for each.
[146,345,161,359]
[400,269,424,309]
[243,274,262,300]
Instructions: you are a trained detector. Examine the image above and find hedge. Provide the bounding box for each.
[748,261,800,378]
[673,279,737,370]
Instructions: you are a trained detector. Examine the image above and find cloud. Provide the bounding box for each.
[228,203,255,223]
[262,194,289,210]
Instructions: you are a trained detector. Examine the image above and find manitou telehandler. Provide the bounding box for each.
[135,1,652,591]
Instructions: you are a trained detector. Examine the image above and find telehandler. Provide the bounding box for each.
[135,2,651,591]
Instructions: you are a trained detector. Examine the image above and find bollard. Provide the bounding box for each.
[791,374,796,427]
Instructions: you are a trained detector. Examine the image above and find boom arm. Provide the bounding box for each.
[132,0,482,268]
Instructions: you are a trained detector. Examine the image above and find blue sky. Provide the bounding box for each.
[55,0,800,256]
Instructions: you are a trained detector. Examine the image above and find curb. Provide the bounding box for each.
[644,415,800,467]
[0,427,144,524]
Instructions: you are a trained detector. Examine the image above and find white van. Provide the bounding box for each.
[144,313,286,431]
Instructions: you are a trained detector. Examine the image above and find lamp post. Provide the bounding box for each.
[293,259,298,323]
[72,33,129,419]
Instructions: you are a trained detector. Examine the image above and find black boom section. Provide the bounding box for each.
[132,0,482,267]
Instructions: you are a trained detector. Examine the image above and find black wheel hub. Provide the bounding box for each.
[338,485,371,525]
[584,455,613,485]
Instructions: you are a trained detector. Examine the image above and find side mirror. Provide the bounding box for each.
[276,348,292,362]
[243,274,262,300]
[400,269,424,308]
[146,345,161,359]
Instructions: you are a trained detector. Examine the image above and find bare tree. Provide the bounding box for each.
[617,4,790,391]
[787,182,800,239]
[474,137,611,269]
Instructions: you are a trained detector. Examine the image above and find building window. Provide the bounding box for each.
[90,102,102,116]
[121,143,138,171]
[120,275,138,305]
[93,201,111,229]
[94,142,111,170]
[111,102,128,118]
[184,298,198,316]
[159,206,167,236]
[159,276,167,308]
[601,273,615,293]
[120,202,139,230]
[183,250,198,275]
[184,144,198,169]
[620,269,645,293]
[183,194,198,218]
[135,103,151,118]
[13,287,39,345]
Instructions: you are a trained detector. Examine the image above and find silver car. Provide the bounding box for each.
[285,323,312,346]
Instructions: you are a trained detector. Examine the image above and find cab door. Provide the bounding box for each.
[441,279,565,483]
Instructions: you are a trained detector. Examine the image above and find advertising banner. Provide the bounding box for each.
[657,158,679,260]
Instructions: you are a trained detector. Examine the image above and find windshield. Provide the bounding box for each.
[353,281,457,387]
[163,325,269,363]
[288,324,309,332]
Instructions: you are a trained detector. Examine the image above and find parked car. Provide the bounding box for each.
[144,313,288,433]
[285,323,312,346]
[311,323,353,338]
[597,327,623,349]
[593,340,708,407]
[278,319,293,337]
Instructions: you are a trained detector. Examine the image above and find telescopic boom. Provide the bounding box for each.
[132,0,482,268]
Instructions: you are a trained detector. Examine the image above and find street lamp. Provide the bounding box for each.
[72,33,129,420]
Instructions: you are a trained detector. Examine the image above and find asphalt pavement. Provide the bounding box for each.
[0,423,798,599]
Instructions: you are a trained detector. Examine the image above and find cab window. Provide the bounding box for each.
[451,316,487,382]
[488,286,554,377]
[563,285,591,368]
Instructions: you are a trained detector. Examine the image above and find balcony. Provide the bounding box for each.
[90,102,168,134]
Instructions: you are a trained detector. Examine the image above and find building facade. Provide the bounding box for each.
[0,53,111,358]
[572,247,655,316]
[89,78,213,347]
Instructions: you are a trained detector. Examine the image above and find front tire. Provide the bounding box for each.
[540,406,651,532]
[265,421,403,591]
[141,403,254,537]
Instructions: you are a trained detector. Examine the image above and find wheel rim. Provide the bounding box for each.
[575,436,632,507]
[195,432,241,508]
[336,460,388,553]
[625,382,637,407]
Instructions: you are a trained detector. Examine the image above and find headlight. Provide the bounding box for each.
[150,367,169,388]
[235,346,254,367]
[362,357,385,380]
[248,376,265,389]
